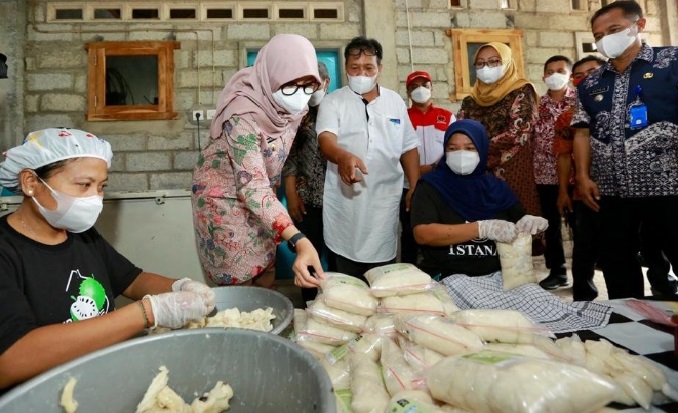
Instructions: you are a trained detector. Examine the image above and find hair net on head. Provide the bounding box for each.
[0,128,113,190]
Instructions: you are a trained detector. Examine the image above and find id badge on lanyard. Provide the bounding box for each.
[629,84,648,129]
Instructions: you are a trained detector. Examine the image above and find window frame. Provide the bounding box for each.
[85,40,180,121]
[446,28,525,101]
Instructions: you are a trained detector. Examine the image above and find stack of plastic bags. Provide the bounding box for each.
[290,263,678,413]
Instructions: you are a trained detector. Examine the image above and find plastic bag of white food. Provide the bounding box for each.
[296,317,358,346]
[326,333,384,364]
[427,351,617,413]
[363,263,433,297]
[320,273,378,316]
[496,232,539,290]
[350,353,391,413]
[292,309,337,358]
[319,357,351,389]
[379,284,458,316]
[395,314,484,356]
[381,338,426,396]
[307,294,368,332]
[364,313,397,336]
[398,335,445,372]
[449,309,554,343]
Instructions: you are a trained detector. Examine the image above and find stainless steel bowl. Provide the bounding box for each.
[211,286,294,335]
[0,329,335,413]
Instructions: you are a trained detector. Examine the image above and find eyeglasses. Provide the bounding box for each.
[280,82,320,96]
[347,48,377,58]
[473,59,502,69]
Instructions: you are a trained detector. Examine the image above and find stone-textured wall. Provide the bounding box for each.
[0,0,26,155]
[15,0,361,192]
[0,0,674,193]
[393,0,671,114]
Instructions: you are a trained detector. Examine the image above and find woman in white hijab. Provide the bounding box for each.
[0,128,215,392]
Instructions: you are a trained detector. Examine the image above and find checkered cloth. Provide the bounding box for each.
[441,272,613,333]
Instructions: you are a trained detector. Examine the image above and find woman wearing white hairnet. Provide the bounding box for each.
[0,128,215,392]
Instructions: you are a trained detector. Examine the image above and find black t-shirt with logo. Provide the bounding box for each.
[410,181,525,279]
[0,214,142,356]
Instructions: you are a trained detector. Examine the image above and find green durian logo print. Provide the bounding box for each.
[65,269,109,322]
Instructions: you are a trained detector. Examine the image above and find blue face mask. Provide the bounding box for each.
[32,178,103,233]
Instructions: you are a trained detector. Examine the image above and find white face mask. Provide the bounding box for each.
[475,65,505,85]
[595,23,638,59]
[410,86,431,104]
[348,75,377,95]
[446,150,480,175]
[272,88,312,115]
[308,89,326,107]
[33,178,103,233]
[544,72,570,91]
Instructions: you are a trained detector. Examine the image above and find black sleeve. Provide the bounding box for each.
[410,182,443,229]
[0,236,36,356]
[88,228,143,296]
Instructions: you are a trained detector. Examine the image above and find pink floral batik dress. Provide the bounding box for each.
[191,114,295,285]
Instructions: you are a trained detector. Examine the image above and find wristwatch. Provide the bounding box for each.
[287,232,307,253]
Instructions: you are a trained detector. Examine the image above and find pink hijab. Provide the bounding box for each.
[209,34,320,140]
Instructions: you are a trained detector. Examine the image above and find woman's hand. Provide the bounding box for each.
[146,291,210,329]
[516,215,549,235]
[171,278,215,313]
[287,191,306,222]
[477,220,518,243]
[292,238,324,288]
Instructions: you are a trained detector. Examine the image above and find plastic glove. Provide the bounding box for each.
[477,220,518,243]
[516,215,549,235]
[172,278,216,313]
[146,291,210,329]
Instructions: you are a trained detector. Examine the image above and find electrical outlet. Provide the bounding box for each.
[206,109,216,120]
[192,110,204,121]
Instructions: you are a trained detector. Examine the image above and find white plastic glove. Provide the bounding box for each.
[516,215,549,235]
[172,278,216,313]
[477,219,518,243]
[146,291,210,329]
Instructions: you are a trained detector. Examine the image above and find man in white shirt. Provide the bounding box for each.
[316,36,420,280]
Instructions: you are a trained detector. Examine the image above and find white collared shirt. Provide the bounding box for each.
[316,86,418,262]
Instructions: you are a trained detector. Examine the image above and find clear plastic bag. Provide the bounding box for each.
[398,335,445,372]
[380,338,425,396]
[296,317,358,346]
[364,263,433,297]
[496,232,538,290]
[379,285,458,317]
[350,354,391,413]
[449,309,554,344]
[395,314,484,356]
[364,313,397,336]
[321,273,378,316]
[308,294,368,333]
[427,351,617,413]
[327,333,384,364]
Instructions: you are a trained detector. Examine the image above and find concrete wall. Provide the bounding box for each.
[0,0,26,153]
[0,0,674,192]
[393,0,673,114]
[7,0,361,193]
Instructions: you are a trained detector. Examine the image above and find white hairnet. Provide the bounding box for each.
[0,128,113,190]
